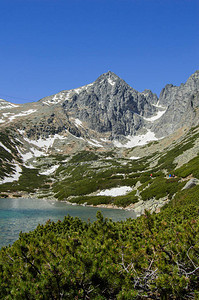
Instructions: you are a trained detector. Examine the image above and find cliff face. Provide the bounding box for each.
[0,70,199,149]
[152,71,199,137]
[1,70,199,204]
[59,71,158,139]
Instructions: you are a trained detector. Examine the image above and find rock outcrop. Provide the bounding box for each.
[0,70,199,152]
[152,71,199,137]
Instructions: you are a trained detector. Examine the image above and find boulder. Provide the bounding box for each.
[182,178,199,190]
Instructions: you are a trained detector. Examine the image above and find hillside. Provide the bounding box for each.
[0,71,199,214]
[0,71,199,298]
[0,123,199,216]
[0,174,198,298]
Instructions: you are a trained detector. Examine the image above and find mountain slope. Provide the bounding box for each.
[0,70,199,211]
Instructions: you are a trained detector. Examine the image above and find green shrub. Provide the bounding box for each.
[175,154,199,178]
[141,177,185,201]
[70,151,99,163]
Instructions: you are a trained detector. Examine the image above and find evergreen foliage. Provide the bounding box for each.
[0,189,198,299]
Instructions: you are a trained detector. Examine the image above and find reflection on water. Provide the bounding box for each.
[0,198,136,248]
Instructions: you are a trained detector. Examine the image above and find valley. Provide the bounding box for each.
[0,71,199,298]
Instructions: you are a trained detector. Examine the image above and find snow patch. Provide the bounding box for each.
[30,148,47,157]
[42,91,72,105]
[143,109,166,122]
[153,101,166,108]
[24,134,67,151]
[16,144,46,163]
[97,186,132,197]
[87,139,103,147]
[100,138,109,143]
[0,141,12,153]
[42,83,94,105]
[73,83,94,94]
[74,118,83,127]
[114,130,158,148]
[0,164,22,184]
[9,109,37,121]
[0,109,37,123]
[17,129,26,135]
[108,78,116,86]
[39,164,60,175]
[0,100,19,110]
[129,156,140,160]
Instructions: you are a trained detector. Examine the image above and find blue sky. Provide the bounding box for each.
[0,0,198,103]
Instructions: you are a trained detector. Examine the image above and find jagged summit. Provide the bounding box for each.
[97,70,120,80]
[0,70,198,152]
[0,69,199,201]
[95,71,123,85]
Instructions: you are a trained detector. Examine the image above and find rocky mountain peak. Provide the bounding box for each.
[185,70,199,89]
[94,71,126,88]
[153,70,199,137]
[0,70,199,154]
[97,70,120,80]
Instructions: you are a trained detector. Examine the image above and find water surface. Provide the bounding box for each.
[0,198,136,248]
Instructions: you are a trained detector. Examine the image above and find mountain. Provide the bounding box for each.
[0,70,199,212]
[1,72,199,299]
[152,70,199,137]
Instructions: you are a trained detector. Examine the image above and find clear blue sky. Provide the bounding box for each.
[0,0,198,103]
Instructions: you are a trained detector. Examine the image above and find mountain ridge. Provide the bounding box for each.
[0,70,199,209]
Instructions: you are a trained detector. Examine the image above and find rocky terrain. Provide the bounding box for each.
[0,70,199,215]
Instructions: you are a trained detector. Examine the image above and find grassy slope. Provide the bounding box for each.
[0,126,199,208]
[0,127,199,298]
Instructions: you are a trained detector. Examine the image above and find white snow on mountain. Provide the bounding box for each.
[74,118,83,127]
[0,99,19,110]
[87,139,103,147]
[42,83,94,105]
[23,134,67,151]
[39,164,60,175]
[42,92,71,105]
[97,186,132,197]
[0,142,12,153]
[0,164,22,184]
[73,83,94,94]
[0,109,37,123]
[143,109,166,122]
[16,145,46,163]
[114,130,158,148]
[108,78,116,86]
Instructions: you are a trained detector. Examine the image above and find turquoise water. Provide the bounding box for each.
[0,198,136,248]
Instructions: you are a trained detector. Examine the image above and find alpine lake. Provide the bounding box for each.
[0,197,136,248]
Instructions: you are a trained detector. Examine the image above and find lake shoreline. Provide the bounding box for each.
[0,191,170,217]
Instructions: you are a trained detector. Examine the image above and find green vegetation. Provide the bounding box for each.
[1,127,199,298]
[0,167,49,193]
[0,186,198,299]
[158,132,199,172]
[1,126,199,209]
[69,151,99,163]
[175,155,199,179]
[69,190,138,207]
[0,132,22,180]
[141,177,185,201]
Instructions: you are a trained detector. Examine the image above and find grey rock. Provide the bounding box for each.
[0,70,199,155]
[153,71,199,137]
[182,178,199,190]
[60,71,158,139]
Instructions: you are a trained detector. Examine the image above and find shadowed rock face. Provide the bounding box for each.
[0,70,199,146]
[60,71,158,138]
[153,71,199,137]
